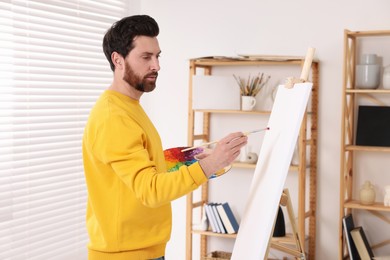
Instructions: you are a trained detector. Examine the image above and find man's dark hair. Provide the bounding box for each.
[103,15,159,71]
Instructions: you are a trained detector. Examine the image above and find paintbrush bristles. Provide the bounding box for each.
[234,73,270,97]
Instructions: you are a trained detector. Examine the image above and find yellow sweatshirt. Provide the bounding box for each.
[82,90,208,260]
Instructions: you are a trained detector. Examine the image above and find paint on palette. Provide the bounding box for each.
[163,146,231,179]
[164,146,203,172]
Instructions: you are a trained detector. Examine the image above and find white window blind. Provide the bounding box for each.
[0,1,129,259]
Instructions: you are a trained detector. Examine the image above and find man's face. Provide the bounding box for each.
[123,36,161,93]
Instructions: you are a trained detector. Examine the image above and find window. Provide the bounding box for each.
[0,1,129,259]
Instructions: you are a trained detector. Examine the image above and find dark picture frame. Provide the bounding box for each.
[356,105,390,147]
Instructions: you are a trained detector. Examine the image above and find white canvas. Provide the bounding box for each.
[192,75,240,110]
[231,82,313,260]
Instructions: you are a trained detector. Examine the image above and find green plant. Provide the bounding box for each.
[233,73,270,97]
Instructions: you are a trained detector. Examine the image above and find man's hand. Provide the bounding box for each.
[198,132,248,178]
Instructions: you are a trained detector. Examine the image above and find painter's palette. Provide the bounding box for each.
[163,146,231,179]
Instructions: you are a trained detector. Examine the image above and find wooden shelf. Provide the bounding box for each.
[193,109,313,116]
[339,29,390,260]
[232,162,301,171]
[346,89,390,94]
[191,230,303,245]
[193,109,271,115]
[345,145,390,152]
[192,230,237,238]
[190,57,307,67]
[344,201,390,212]
[346,29,390,37]
[193,230,308,258]
[231,162,257,169]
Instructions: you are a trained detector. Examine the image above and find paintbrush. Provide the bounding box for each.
[181,127,270,152]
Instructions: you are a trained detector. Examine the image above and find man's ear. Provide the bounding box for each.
[111,52,124,70]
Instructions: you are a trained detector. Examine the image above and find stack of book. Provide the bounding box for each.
[204,202,239,234]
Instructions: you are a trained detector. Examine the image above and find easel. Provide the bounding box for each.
[231,48,315,260]
[266,189,306,260]
[265,48,315,260]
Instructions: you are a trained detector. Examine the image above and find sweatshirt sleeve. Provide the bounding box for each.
[90,112,208,208]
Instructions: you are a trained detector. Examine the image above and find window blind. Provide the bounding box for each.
[0,1,129,259]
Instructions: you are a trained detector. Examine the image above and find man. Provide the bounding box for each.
[82,15,247,260]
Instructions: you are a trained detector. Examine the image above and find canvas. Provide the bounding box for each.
[231,82,312,260]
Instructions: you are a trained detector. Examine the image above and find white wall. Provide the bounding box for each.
[137,1,390,259]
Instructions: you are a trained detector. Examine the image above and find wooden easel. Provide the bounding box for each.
[264,48,315,260]
[266,189,307,260]
[231,48,316,260]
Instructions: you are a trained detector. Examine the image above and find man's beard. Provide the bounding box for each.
[123,63,157,93]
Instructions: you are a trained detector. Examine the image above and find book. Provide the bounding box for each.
[342,214,360,260]
[216,202,239,234]
[216,203,235,234]
[350,226,375,260]
[204,204,218,233]
[210,203,227,233]
[209,203,223,233]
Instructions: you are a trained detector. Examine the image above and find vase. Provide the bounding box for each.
[355,54,380,89]
[239,146,258,164]
[360,181,376,205]
[383,65,390,89]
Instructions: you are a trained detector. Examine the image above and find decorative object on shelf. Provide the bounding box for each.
[272,206,286,237]
[383,65,390,89]
[384,185,390,207]
[234,73,270,111]
[359,181,376,205]
[355,53,380,89]
[239,145,258,164]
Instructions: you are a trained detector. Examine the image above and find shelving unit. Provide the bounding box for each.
[185,56,319,259]
[339,29,390,260]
